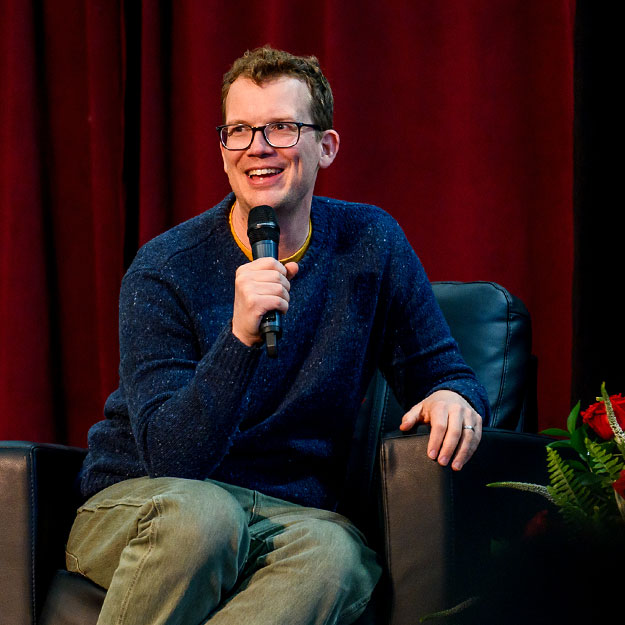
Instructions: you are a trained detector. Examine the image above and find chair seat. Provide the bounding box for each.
[40,570,104,625]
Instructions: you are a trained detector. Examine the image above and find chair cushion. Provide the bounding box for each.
[372,281,534,434]
[39,570,105,625]
[431,281,534,430]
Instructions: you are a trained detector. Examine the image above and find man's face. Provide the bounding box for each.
[221,76,338,217]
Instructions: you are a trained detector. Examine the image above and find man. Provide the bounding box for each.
[67,46,489,625]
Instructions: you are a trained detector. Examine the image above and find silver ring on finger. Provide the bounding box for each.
[463,424,475,431]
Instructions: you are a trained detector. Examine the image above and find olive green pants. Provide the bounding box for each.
[66,476,381,625]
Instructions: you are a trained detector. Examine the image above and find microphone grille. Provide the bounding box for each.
[247,205,280,245]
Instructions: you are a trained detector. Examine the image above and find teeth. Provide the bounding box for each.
[247,168,282,177]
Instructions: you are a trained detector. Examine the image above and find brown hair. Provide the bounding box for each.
[221,45,334,131]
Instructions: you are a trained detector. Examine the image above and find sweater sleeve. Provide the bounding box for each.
[379,221,491,423]
[116,267,262,479]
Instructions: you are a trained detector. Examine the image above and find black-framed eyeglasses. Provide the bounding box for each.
[216,121,322,150]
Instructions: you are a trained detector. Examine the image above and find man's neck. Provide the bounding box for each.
[231,200,311,260]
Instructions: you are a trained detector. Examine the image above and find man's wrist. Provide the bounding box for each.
[231,321,261,348]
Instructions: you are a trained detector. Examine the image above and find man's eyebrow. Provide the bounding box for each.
[224,116,299,125]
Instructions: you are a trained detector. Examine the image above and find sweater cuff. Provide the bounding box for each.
[200,322,262,386]
[428,381,491,422]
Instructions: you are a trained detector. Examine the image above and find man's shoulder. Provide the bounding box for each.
[128,195,233,274]
[312,195,404,239]
[313,195,392,218]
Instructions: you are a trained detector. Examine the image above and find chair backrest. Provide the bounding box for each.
[430,281,535,430]
[340,281,536,527]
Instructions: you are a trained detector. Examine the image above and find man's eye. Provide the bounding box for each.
[271,122,296,132]
[229,125,248,135]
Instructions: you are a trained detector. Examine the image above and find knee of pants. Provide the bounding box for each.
[282,519,381,594]
[67,478,251,589]
[150,479,250,570]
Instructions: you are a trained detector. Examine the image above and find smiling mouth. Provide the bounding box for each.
[246,168,284,179]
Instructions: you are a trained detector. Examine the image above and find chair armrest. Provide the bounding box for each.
[0,441,86,625]
[378,428,551,625]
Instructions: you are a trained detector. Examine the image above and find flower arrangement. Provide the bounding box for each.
[421,386,625,624]
[421,387,625,624]
[489,383,625,533]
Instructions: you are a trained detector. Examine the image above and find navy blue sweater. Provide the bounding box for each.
[81,194,489,510]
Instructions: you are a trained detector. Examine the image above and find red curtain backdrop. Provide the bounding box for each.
[0,0,575,446]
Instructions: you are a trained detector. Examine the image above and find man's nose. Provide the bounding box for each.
[247,127,275,155]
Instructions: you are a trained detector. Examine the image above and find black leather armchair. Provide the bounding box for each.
[0,281,551,625]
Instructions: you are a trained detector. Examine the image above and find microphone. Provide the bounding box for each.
[247,205,282,358]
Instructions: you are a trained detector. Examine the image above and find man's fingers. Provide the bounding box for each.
[399,402,422,431]
[449,421,482,470]
[435,403,470,466]
[284,261,299,280]
[426,400,459,462]
[246,256,288,273]
[232,258,297,346]
[239,272,291,298]
[400,390,483,470]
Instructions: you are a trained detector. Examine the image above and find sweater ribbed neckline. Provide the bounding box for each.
[214,193,334,272]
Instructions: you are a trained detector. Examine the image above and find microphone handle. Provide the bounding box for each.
[251,240,282,358]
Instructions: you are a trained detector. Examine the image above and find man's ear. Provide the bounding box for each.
[318,130,340,169]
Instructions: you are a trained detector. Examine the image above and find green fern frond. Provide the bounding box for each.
[546,447,593,512]
[552,501,590,528]
[585,438,625,483]
[544,447,620,531]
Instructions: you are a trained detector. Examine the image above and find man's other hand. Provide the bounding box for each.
[399,389,482,471]
[232,258,299,347]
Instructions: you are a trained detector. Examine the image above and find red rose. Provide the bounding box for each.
[613,469,625,499]
[523,509,550,539]
[581,394,625,440]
